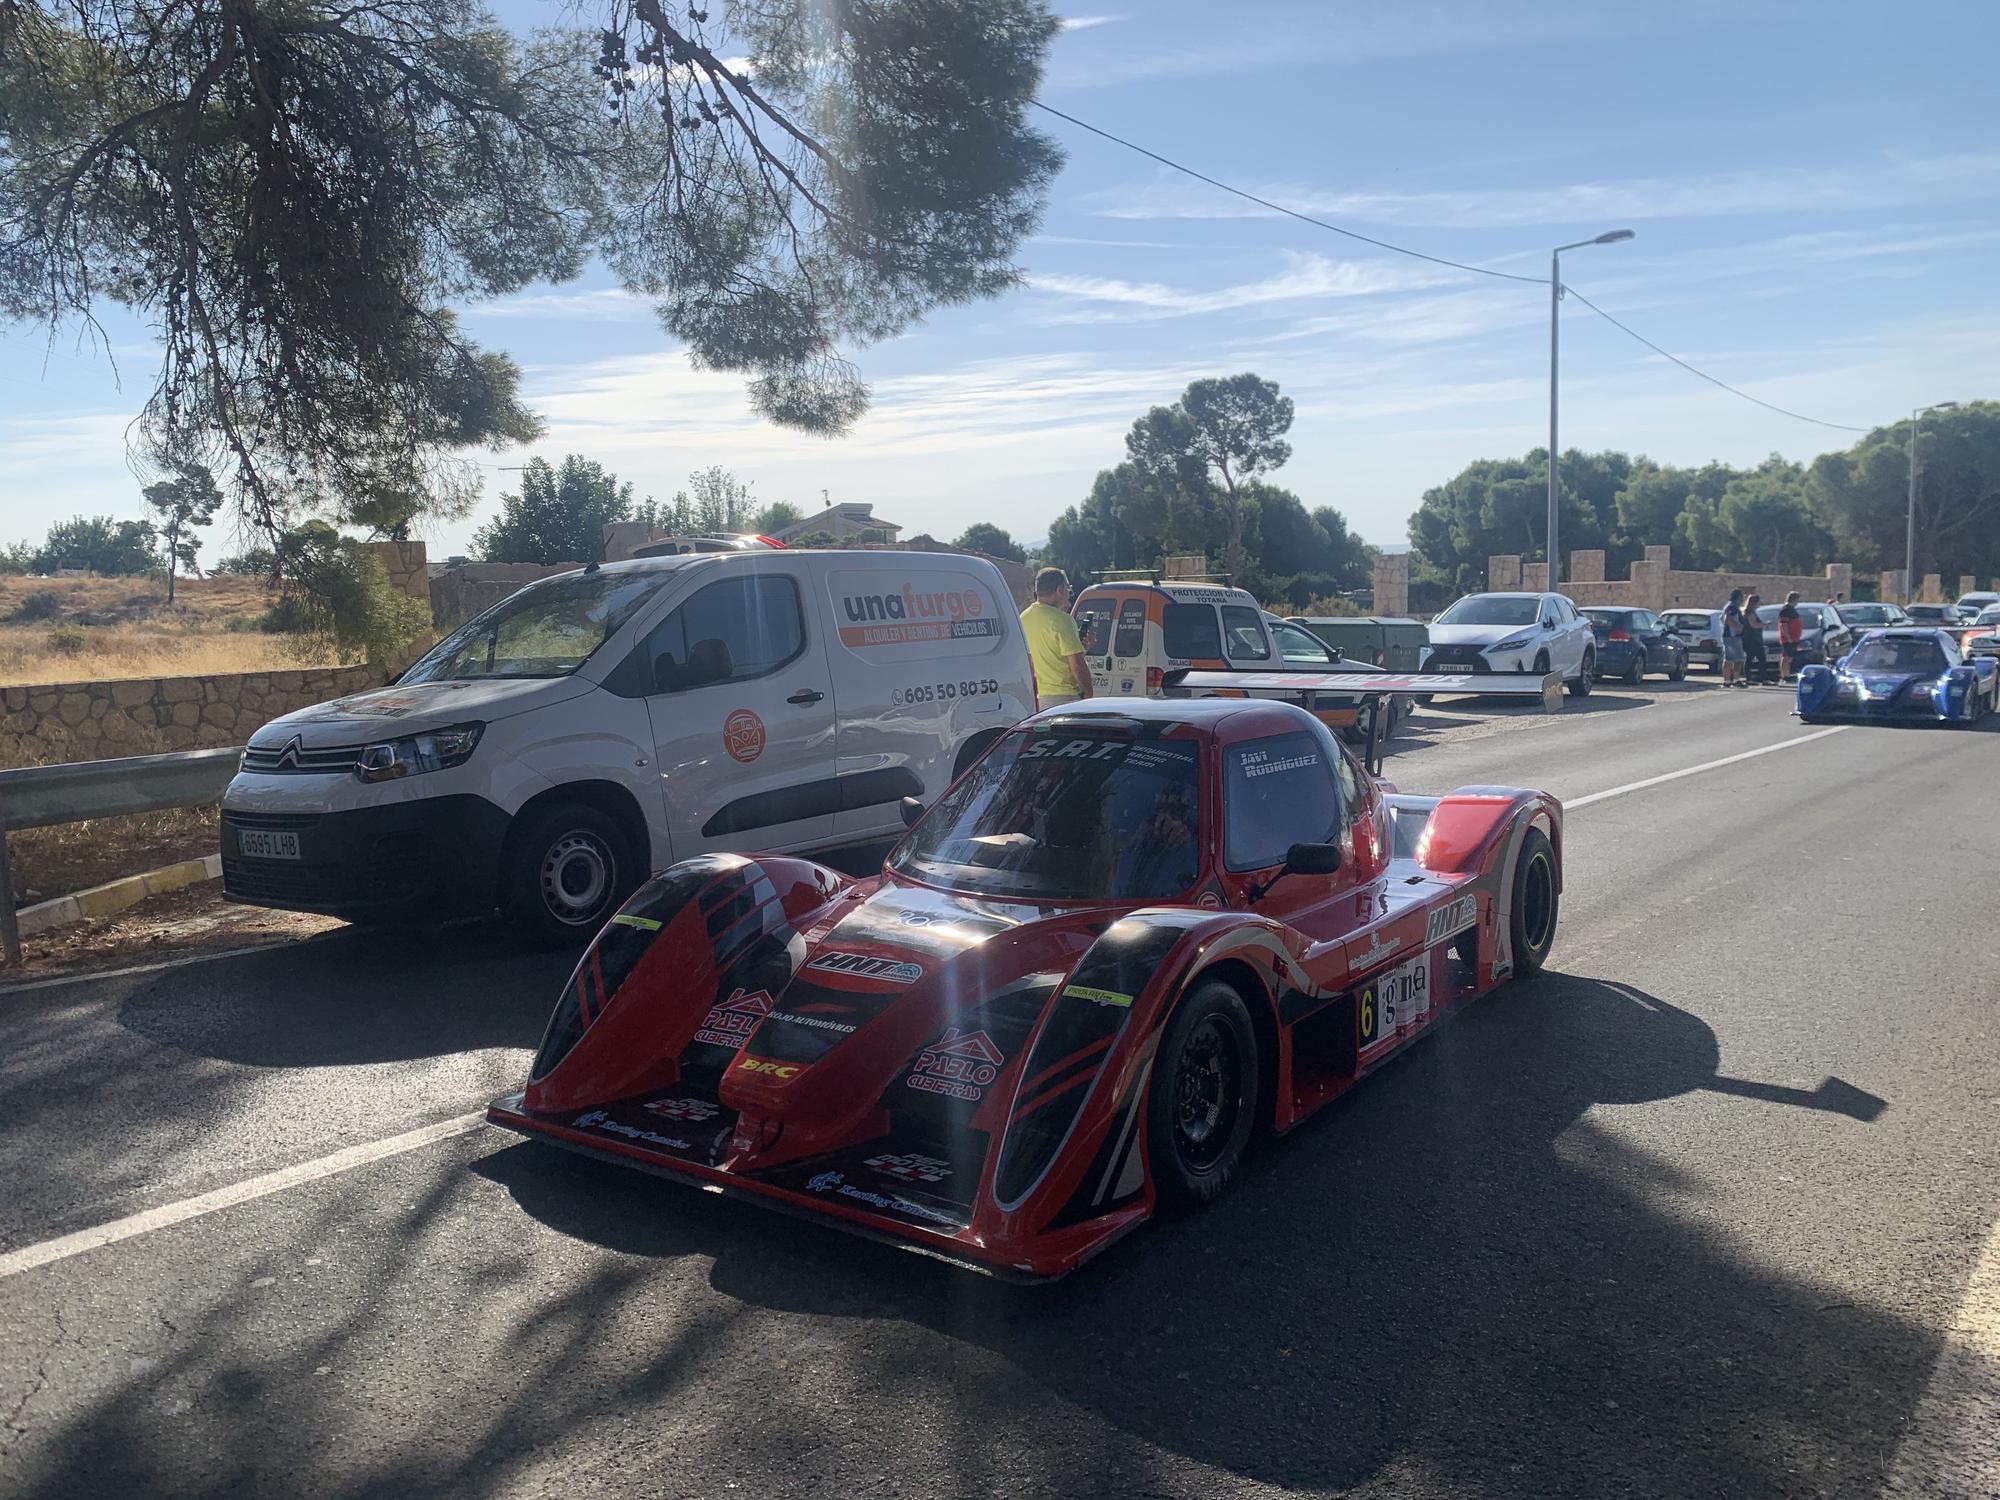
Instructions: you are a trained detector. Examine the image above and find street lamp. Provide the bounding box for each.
[1905,401,1959,604]
[1548,229,1635,587]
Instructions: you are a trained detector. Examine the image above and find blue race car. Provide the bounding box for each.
[1796,628,1999,726]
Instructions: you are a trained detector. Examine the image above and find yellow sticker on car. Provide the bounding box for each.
[1064,985,1133,1008]
[610,914,663,931]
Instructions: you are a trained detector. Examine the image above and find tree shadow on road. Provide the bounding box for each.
[6,972,1940,1500]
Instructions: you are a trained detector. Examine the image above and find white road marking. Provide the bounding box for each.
[1885,1215,2000,1497]
[0,1112,484,1281]
[1566,726,1847,809]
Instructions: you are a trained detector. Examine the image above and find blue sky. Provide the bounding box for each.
[4,0,1998,559]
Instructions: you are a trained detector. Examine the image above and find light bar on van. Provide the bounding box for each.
[355,722,485,782]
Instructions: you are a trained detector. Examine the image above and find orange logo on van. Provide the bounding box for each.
[724,709,765,763]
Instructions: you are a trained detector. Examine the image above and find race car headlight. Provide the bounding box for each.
[355,722,484,783]
[1488,631,1537,652]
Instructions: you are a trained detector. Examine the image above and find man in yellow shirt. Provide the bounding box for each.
[1019,567,1094,707]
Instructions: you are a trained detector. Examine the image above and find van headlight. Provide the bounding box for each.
[355,723,484,783]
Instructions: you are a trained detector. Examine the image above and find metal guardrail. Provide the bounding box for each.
[0,746,241,967]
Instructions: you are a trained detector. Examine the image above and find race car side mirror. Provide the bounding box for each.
[1285,842,1343,876]
[900,796,925,828]
[1246,842,1341,905]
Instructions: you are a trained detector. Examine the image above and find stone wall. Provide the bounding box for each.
[1,664,383,763]
[1484,548,1857,611]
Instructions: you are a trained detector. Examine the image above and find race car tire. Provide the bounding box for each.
[1567,652,1594,698]
[1148,979,1260,1209]
[1508,827,1559,980]
[504,802,633,948]
[1626,649,1646,685]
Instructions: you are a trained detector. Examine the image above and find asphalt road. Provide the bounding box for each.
[3,680,1996,1500]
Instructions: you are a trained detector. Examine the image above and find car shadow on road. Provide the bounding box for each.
[439,971,1919,1498]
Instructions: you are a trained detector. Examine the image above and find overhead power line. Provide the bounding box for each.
[1031,99,1875,436]
[1560,285,1870,434]
[1028,100,1545,286]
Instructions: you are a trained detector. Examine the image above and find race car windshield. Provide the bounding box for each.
[891,731,1201,903]
[402,571,670,682]
[1847,638,1949,672]
[1433,597,1538,627]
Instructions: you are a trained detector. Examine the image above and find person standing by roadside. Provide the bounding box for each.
[1721,588,1747,687]
[1742,592,1768,684]
[1776,591,1805,682]
[1020,567,1093,709]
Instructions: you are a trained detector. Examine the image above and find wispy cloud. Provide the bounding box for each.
[1045,0,1762,90]
[465,287,649,323]
[1059,14,1122,31]
[1088,151,2000,229]
[1025,252,1463,323]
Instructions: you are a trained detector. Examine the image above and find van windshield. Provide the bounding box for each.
[402,571,672,682]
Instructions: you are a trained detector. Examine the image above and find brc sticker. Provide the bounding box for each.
[694,988,772,1050]
[907,1028,1005,1101]
[737,1057,804,1080]
[724,709,766,763]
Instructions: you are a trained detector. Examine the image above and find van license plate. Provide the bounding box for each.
[237,830,300,861]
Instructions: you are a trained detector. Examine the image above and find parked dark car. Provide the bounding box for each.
[1661,608,1723,671]
[1835,602,1912,632]
[1904,603,1972,630]
[1579,607,1689,683]
[1756,602,1855,668]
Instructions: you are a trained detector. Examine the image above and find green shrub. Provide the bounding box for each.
[13,589,63,622]
[223,615,260,633]
[46,625,87,654]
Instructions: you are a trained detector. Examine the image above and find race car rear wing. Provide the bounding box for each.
[1166,669,1564,775]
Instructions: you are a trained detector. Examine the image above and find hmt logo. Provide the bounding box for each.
[694,988,772,1050]
[906,1028,1005,1102]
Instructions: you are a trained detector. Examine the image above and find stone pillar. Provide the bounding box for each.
[1921,572,1943,603]
[1487,554,1523,591]
[1569,549,1605,584]
[1644,544,1673,571]
[1880,568,1909,605]
[1959,574,1978,601]
[357,539,432,671]
[1825,562,1854,602]
[1629,558,1667,612]
[1371,551,1410,617]
[1522,561,1550,592]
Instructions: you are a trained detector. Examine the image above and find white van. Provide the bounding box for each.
[220,549,1034,942]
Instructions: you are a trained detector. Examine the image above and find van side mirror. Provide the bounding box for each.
[899,796,925,829]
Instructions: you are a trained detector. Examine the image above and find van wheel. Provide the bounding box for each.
[506,803,631,947]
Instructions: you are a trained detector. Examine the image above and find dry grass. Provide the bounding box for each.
[0,572,345,686]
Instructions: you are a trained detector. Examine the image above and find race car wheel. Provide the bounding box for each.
[1509,827,1559,979]
[1149,980,1259,1209]
[1568,652,1594,698]
[1626,649,1646,685]
[506,803,631,948]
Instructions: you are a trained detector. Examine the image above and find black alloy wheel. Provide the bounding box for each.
[1148,980,1260,1208]
[1626,648,1647,684]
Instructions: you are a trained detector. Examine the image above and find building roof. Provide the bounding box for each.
[773,501,903,542]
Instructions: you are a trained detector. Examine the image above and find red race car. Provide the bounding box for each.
[488,696,1563,1279]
